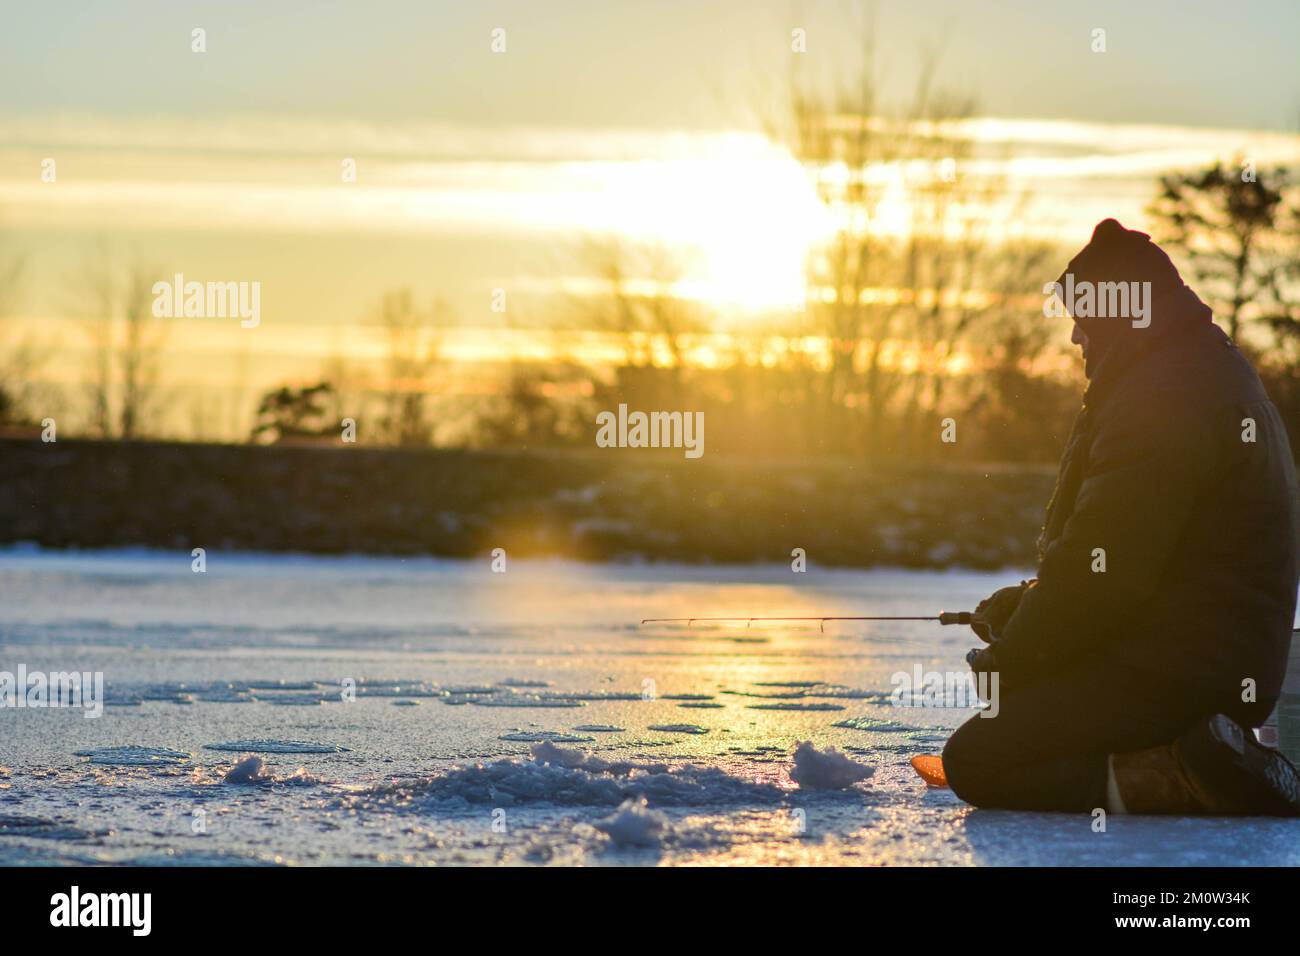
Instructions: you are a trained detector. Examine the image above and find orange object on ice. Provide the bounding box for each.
[911,754,949,788]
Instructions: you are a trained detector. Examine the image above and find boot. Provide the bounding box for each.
[1111,714,1300,816]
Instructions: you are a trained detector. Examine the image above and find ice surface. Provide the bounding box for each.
[348,743,786,811]
[4,549,1297,867]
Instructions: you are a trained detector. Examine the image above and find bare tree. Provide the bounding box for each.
[375,289,445,447]
[318,350,360,433]
[473,360,592,449]
[77,248,168,439]
[765,18,1028,457]
[0,248,43,427]
[579,236,708,371]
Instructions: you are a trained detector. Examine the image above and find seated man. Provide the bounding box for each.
[943,218,1300,815]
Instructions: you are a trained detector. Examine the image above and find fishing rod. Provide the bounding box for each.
[639,611,975,633]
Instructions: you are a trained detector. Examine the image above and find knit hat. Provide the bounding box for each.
[1056,218,1182,303]
[1052,219,1207,374]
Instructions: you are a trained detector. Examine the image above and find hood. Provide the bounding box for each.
[1051,218,1212,377]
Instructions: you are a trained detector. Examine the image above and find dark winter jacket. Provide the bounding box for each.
[994,224,1299,724]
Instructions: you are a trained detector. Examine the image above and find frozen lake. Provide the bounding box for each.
[1,548,1297,866]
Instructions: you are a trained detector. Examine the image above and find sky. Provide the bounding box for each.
[3,0,1297,129]
[1,1,1298,438]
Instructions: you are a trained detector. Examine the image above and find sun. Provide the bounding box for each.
[585,134,836,315]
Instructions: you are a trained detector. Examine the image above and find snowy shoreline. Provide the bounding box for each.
[0,438,1053,570]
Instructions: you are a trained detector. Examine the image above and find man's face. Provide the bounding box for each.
[1071,321,1089,360]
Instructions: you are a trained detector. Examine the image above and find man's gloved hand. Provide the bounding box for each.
[970,580,1032,643]
[965,645,1002,701]
[966,646,997,675]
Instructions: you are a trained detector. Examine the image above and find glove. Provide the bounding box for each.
[966,645,998,676]
[966,645,1003,701]
[970,580,1032,643]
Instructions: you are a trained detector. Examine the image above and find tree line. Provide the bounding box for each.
[2,37,1297,463]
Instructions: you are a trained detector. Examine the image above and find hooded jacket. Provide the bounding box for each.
[993,220,1299,723]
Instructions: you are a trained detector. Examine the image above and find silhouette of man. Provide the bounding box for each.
[943,219,1300,815]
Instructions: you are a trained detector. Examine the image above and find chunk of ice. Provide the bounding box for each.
[594,797,668,848]
[789,742,874,790]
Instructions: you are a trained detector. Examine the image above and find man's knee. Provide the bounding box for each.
[942,717,1002,807]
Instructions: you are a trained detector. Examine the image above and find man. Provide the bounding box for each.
[942,218,1300,815]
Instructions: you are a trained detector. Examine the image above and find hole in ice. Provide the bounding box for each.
[204,739,350,754]
[748,702,846,711]
[0,814,97,841]
[832,716,920,733]
[470,696,586,708]
[647,724,710,735]
[73,746,191,766]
